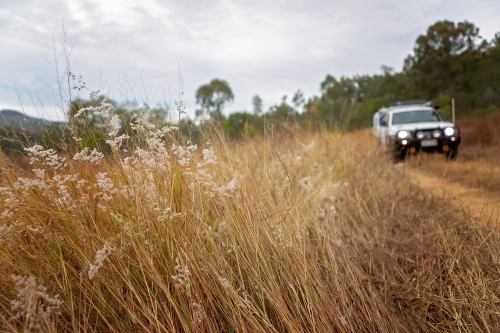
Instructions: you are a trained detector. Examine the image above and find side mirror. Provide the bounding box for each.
[380,119,387,127]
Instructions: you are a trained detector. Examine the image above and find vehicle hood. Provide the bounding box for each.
[389,121,455,135]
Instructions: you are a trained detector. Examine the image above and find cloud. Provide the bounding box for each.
[0,0,499,120]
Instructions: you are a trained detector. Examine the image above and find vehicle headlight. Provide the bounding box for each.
[432,129,441,138]
[416,131,424,139]
[444,127,454,136]
[397,131,409,139]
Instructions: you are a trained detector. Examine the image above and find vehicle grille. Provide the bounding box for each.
[420,131,434,139]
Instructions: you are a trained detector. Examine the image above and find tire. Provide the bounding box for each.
[446,146,458,160]
[391,149,406,162]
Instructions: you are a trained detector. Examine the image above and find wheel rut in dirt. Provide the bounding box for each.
[406,168,500,222]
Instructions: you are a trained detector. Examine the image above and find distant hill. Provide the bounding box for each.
[0,109,66,134]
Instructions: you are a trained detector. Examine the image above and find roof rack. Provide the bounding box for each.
[390,100,431,107]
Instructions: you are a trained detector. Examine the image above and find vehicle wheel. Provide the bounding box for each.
[391,149,406,162]
[446,146,458,160]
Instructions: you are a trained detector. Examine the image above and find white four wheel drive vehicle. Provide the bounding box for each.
[373,101,461,160]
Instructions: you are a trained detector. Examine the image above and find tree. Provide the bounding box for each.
[252,95,263,115]
[404,20,487,99]
[320,75,358,103]
[68,97,106,129]
[221,112,263,140]
[68,97,111,151]
[292,89,305,111]
[483,32,500,104]
[268,95,297,123]
[195,79,234,119]
[148,107,170,127]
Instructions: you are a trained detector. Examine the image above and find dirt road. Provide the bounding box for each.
[406,168,500,223]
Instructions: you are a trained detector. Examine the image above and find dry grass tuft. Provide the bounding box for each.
[458,112,500,148]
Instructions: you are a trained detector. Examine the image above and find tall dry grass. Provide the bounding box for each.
[0,106,499,332]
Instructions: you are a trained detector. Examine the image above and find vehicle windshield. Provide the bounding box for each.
[391,110,441,125]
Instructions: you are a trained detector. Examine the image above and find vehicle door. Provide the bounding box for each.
[379,113,389,148]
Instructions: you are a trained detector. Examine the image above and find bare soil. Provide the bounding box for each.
[406,168,500,223]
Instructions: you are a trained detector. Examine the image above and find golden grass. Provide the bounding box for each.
[0,123,499,332]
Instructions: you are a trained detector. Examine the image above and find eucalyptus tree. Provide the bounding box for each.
[195,79,234,119]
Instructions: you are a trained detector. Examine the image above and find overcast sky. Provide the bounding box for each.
[1,0,499,120]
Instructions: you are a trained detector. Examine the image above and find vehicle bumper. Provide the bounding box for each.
[393,137,461,155]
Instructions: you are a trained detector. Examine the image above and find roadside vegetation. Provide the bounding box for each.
[1,99,500,332]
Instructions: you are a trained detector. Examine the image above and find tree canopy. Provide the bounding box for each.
[195,79,234,119]
[252,95,263,115]
[404,20,488,100]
